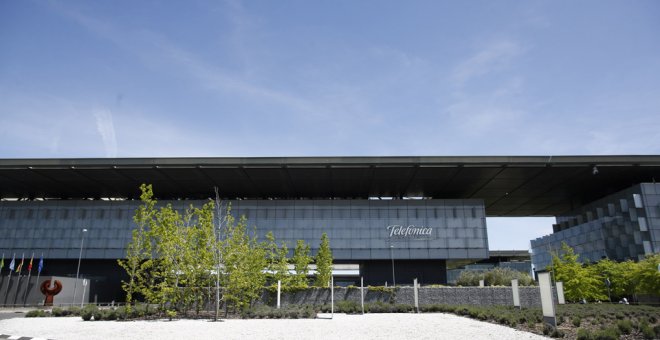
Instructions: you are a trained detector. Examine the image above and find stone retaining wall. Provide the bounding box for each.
[262,286,549,308]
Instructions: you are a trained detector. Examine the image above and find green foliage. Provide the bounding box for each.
[592,326,620,340]
[292,240,312,287]
[631,253,660,296]
[572,316,582,327]
[265,231,292,290]
[335,300,360,314]
[51,307,64,316]
[550,242,607,302]
[456,267,534,286]
[80,305,97,321]
[616,319,632,334]
[314,232,333,287]
[242,305,316,319]
[166,309,177,321]
[592,258,635,300]
[119,184,219,316]
[118,184,156,314]
[549,244,659,303]
[66,306,81,316]
[221,214,267,311]
[640,324,656,339]
[576,328,592,340]
[25,309,48,317]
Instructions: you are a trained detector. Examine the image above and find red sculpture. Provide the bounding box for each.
[40,280,63,306]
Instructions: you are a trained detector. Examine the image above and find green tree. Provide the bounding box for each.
[221,215,267,311]
[314,233,333,287]
[120,184,219,316]
[550,242,607,302]
[593,258,635,300]
[264,231,292,289]
[177,202,216,315]
[292,240,312,287]
[117,183,155,314]
[631,253,660,296]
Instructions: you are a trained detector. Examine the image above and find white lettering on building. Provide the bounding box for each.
[387,225,433,238]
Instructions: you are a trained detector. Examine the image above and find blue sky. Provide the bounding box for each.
[1,1,659,250]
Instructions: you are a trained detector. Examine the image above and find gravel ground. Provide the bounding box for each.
[0,313,548,340]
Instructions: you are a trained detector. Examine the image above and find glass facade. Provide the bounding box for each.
[531,183,660,270]
[0,198,488,261]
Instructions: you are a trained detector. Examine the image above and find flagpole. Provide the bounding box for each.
[35,253,43,305]
[3,269,11,307]
[0,253,3,301]
[3,254,15,307]
[22,253,34,306]
[14,253,24,306]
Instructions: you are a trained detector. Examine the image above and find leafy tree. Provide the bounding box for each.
[314,233,333,287]
[593,258,635,300]
[221,215,267,311]
[631,253,660,296]
[177,202,216,315]
[117,184,155,314]
[120,184,219,316]
[264,231,292,289]
[550,242,607,302]
[292,240,312,287]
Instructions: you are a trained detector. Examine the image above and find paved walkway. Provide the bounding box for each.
[0,313,547,340]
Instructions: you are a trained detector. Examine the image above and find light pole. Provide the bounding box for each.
[72,228,87,305]
[390,244,396,287]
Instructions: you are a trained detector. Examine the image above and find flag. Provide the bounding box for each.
[16,254,24,273]
[27,254,34,272]
[38,256,44,274]
[8,254,15,271]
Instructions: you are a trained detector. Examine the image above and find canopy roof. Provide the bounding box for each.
[1,156,659,216]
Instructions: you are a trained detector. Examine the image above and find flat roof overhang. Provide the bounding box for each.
[1,155,659,217]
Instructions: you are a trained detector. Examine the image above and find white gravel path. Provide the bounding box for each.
[0,313,548,340]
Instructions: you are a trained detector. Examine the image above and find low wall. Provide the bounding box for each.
[0,276,90,307]
[262,286,549,308]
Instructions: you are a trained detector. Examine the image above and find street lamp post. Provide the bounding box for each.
[72,228,87,305]
[390,244,396,287]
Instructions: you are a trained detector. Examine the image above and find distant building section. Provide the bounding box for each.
[447,250,532,285]
[531,183,659,271]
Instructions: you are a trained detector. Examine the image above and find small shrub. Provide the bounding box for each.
[115,306,127,320]
[593,326,620,340]
[640,324,655,339]
[25,309,47,318]
[66,306,81,316]
[302,305,316,318]
[80,305,97,321]
[92,309,103,321]
[51,307,64,316]
[542,324,552,336]
[572,316,582,327]
[576,328,592,340]
[166,310,176,321]
[336,300,359,314]
[616,319,632,334]
[103,309,117,321]
[395,304,413,313]
[550,328,564,338]
[366,301,395,313]
[288,309,299,319]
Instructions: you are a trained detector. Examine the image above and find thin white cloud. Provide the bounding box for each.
[93,108,118,157]
[452,40,525,87]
